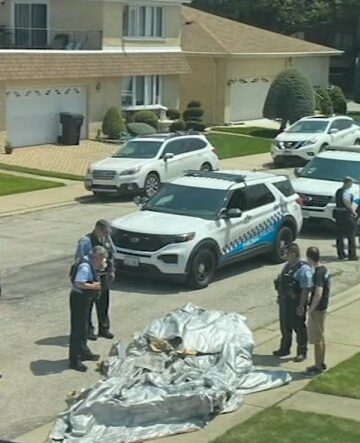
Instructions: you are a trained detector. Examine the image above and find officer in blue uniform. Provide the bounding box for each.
[69,246,108,372]
[75,219,115,340]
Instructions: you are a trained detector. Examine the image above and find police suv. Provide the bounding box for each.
[292,146,360,222]
[110,170,303,288]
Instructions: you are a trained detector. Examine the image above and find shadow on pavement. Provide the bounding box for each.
[30,359,69,376]
[75,194,134,205]
[35,335,69,348]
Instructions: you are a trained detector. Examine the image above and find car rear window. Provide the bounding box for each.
[273,180,295,197]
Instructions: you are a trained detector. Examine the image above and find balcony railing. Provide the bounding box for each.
[0,26,103,50]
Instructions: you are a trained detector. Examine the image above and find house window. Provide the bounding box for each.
[121,76,162,107]
[123,5,163,38]
[334,32,354,50]
[13,2,48,48]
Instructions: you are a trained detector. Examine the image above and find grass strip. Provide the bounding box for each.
[0,163,84,181]
[0,172,64,197]
[206,133,271,159]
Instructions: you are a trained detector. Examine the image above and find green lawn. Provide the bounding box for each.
[0,172,64,196]
[211,126,279,139]
[211,407,360,443]
[0,163,84,181]
[206,132,271,159]
[306,352,360,400]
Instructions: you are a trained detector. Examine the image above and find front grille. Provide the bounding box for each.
[92,170,116,180]
[112,228,173,252]
[302,194,331,207]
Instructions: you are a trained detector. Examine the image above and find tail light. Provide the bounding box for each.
[211,147,218,155]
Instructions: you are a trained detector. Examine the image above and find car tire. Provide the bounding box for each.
[354,139,360,145]
[144,172,160,198]
[270,226,294,263]
[188,247,216,289]
[200,162,212,172]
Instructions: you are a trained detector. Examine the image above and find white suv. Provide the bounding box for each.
[85,133,219,198]
[110,170,303,288]
[271,115,360,165]
[292,147,360,222]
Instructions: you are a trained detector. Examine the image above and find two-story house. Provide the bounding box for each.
[0,0,191,147]
[0,1,341,148]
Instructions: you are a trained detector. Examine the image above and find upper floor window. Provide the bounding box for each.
[123,5,164,38]
[122,75,162,107]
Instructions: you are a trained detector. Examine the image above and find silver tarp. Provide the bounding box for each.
[50,304,291,443]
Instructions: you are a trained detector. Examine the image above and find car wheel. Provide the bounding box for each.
[319,143,328,153]
[200,162,212,172]
[354,139,360,145]
[270,226,294,263]
[144,172,160,198]
[188,247,216,289]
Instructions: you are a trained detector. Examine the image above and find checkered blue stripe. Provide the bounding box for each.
[221,211,283,255]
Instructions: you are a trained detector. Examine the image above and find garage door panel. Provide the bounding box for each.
[229,78,272,121]
[6,86,86,147]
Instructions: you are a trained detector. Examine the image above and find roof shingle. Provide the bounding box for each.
[181,6,341,56]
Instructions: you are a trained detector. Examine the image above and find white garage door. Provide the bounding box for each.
[6,86,86,147]
[229,77,272,122]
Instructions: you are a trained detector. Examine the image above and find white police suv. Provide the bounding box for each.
[110,170,303,288]
[271,115,360,165]
[85,133,219,198]
[292,146,360,222]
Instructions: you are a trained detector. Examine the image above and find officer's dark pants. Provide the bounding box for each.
[335,214,357,259]
[88,275,110,334]
[69,290,92,363]
[278,298,307,356]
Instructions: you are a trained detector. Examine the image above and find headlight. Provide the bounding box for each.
[299,139,316,147]
[119,166,141,176]
[160,232,196,243]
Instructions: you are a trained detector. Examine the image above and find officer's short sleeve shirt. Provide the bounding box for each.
[343,189,354,204]
[295,264,313,289]
[73,261,95,292]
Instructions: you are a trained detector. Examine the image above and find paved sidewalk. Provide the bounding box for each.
[16,288,360,443]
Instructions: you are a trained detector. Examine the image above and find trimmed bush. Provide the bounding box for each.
[186,121,206,132]
[133,110,159,129]
[169,119,186,132]
[328,85,347,114]
[314,87,333,115]
[166,108,181,120]
[187,100,202,108]
[102,107,125,139]
[263,68,315,126]
[127,122,157,136]
[183,107,204,121]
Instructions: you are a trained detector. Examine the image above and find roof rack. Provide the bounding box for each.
[185,170,246,183]
[323,145,360,153]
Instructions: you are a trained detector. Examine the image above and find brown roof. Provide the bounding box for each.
[182,6,341,56]
[0,52,191,81]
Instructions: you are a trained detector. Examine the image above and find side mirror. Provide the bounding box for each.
[164,152,174,161]
[226,208,243,219]
[294,167,303,177]
[329,128,339,135]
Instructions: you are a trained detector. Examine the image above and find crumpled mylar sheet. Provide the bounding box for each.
[49,303,291,443]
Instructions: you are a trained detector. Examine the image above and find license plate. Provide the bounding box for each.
[282,150,293,155]
[124,256,139,267]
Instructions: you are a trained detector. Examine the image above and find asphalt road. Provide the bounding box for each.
[1,177,360,440]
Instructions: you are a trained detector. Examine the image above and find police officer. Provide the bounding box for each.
[273,243,313,362]
[333,176,358,261]
[69,246,107,372]
[75,220,115,340]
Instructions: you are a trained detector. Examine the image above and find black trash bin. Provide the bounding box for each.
[58,112,84,145]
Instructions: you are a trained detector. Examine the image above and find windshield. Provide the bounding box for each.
[112,140,162,159]
[286,120,328,134]
[144,183,228,220]
[300,157,360,182]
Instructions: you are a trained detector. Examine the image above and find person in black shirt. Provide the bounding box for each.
[305,247,330,376]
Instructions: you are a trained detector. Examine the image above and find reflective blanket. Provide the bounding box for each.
[50,303,290,443]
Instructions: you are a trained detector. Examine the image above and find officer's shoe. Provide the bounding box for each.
[81,353,100,362]
[69,361,88,372]
[98,329,114,339]
[87,331,98,341]
[272,349,290,357]
[293,354,306,362]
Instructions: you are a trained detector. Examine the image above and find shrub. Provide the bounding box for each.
[186,121,206,132]
[314,87,333,115]
[328,85,347,114]
[263,68,315,127]
[166,108,181,120]
[102,107,125,139]
[133,110,159,129]
[127,122,157,136]
[183,107,204,121]
[187,100,202,108]
[169,119,186,132]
